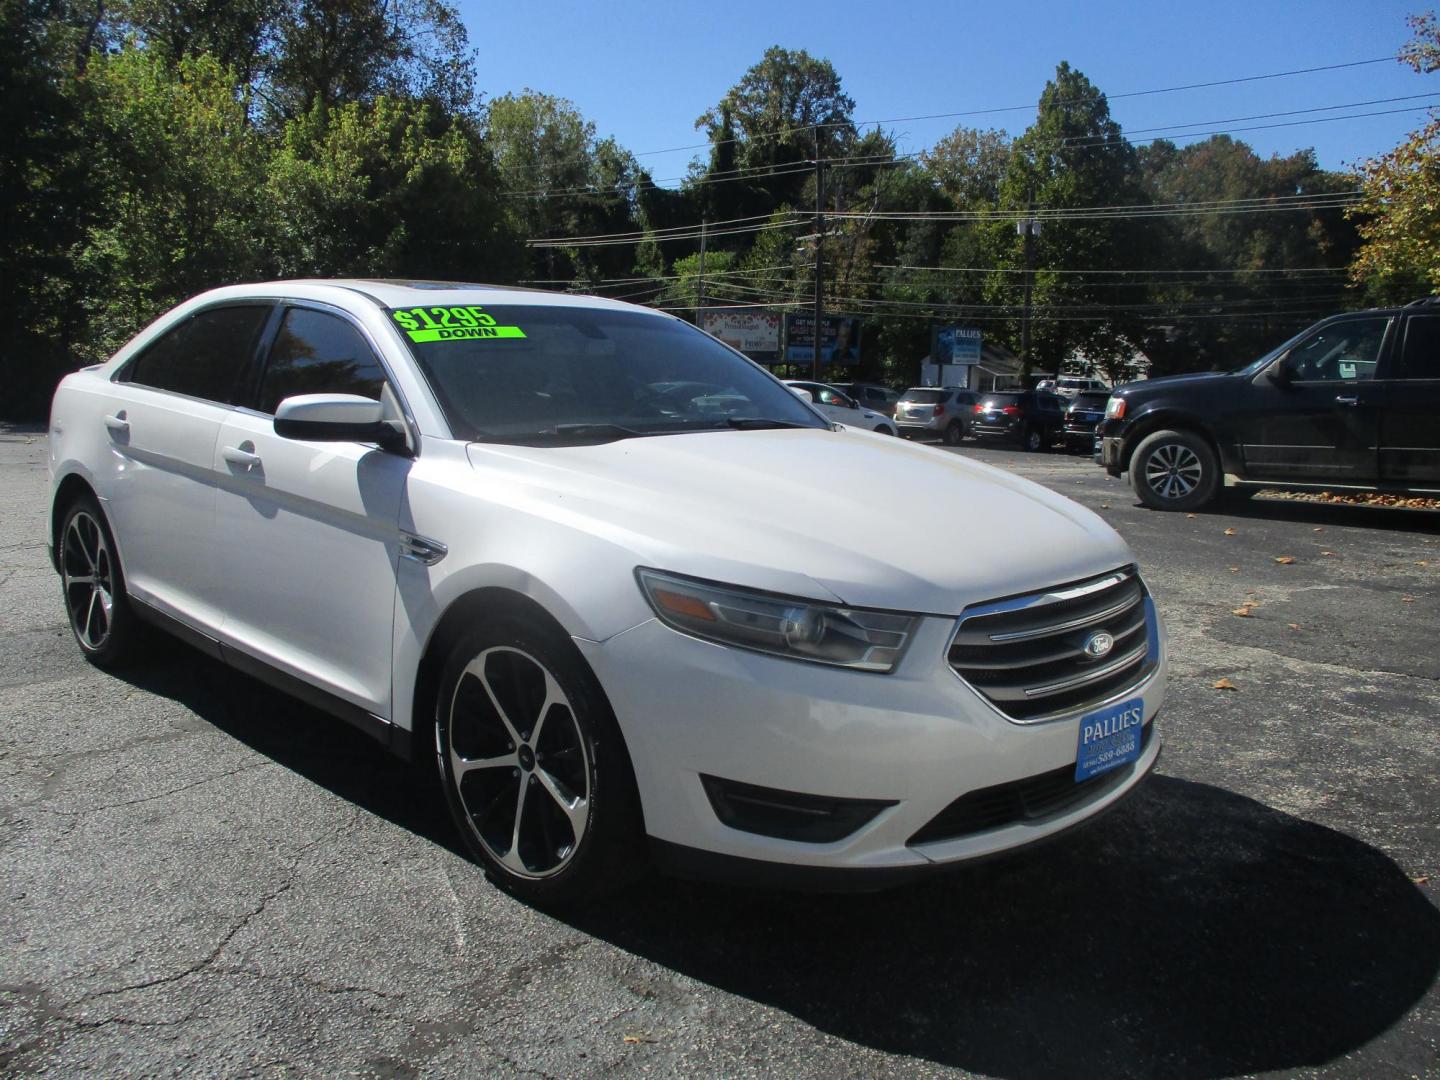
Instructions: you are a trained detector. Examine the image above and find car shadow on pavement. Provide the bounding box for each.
[573,777,1440,1079]
[114,653,1439,1078]
[1216,495,1440,533]
[115,648,464,858]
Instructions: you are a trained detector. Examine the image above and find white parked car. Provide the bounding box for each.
[49,280,1165,903]
[783,380,898,435]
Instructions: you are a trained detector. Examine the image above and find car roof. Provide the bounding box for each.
[188,278,673,317]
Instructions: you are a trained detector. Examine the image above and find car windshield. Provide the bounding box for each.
[392,303,826,442]
[901,389,949,404]
[1071,392,1109,409]
[1230,326,1314,376]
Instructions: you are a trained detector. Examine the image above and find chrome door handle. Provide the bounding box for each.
[103,412,129,433]
[222,444,262,469]
[1334,395,1359,406]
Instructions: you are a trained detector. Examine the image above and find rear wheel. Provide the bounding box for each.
[58,495,144,668]
[942,421,964,446]
[1129,428,1220,510]
[435,616,644,906]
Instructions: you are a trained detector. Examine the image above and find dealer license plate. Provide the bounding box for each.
[1075,697,1145,782]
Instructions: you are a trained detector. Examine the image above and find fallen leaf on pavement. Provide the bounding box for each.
[1187,513,1197,519]
[1213,678,1238,690]
[1312,527,1324,533]
[1229,565,1240,573]
[1413,875,1431,886]
[1403,596,1416,603]
[1287,623,1300,630]
[1223,527,1237,536]
[623,1035,657,1045]
[1231,607,1251,617]
[1418,561,1429,567]
[1320,550,1336,557]
[1274,555,1295,565]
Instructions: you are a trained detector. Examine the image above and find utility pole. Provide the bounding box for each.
[697,218,707,329]
[812,128,825,381]
[1017,205,1041,382]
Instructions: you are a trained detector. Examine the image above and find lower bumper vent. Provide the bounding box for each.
[701,774,895,844]
[907,722,1153,846]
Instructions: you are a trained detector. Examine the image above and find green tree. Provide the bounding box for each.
[77,47,269,363]
[1350,12,1440,301]
[267,96,518,280]
[984,63,1153,380]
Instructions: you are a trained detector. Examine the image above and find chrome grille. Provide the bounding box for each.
[948,568,1157,722]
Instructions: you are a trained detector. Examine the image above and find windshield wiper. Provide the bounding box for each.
[472,423,645,445]
[721,417,812,430]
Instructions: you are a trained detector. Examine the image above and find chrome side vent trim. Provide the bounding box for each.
[400,532,448,566]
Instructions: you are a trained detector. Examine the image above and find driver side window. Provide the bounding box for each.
[1284,318,1390,383]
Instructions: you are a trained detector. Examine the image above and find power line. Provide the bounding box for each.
[624,55,1400,160]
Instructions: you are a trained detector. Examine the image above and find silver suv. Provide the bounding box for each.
[894,386,979,445]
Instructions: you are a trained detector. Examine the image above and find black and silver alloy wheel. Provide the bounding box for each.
[1129,428,1221,511]
[435,619,643,905]
[62,510,115,652]
[58,496,142,667]
[447,646,591,878]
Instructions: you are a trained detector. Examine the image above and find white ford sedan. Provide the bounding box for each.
[48,280,1165,903]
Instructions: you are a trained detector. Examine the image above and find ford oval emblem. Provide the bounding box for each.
[1083,631,1115,659]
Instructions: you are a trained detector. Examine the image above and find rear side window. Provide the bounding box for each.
[902,389,948,404]
[121,305,270,404]
[257,307,387,414]
[1398,315,1440,379]
[981,393,1022,408]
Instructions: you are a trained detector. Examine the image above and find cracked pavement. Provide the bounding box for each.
[1,427,1437,1078]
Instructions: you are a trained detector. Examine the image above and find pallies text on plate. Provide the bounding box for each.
[1081,702,1144,746]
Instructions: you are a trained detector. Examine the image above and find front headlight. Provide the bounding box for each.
[636,569,919,673]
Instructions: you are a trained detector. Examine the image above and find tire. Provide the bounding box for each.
[875,424,897,436]
[1022,425,1044,453]
[57,494,144,668]
[434,616,644,907]
[1129,428,1221,511]
[942,421,964,446]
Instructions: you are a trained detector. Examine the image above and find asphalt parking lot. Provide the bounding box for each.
[2,426,1437,1079]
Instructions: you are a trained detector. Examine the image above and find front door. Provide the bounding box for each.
[1237,315,1390,483]
[212,304,411,717]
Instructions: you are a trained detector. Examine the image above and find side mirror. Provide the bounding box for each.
[1266,360,1293,388]
[789,387,814,403]
[274,393,406,451]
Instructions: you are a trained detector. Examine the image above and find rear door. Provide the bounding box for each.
[1236,315,1389,482]
[212,302,413,717]
[104,303,273,629]
[1378,312,1440,485]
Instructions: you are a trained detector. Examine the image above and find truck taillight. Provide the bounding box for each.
[933,404,944,416]
[1002,406,1021,416]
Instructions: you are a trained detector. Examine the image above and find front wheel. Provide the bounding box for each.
[1022,425,1044,452]
[435,617,644,906]
[58,495,144,668]
[1129,429,1221,510]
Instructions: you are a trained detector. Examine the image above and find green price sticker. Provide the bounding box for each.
[391,306,527,343]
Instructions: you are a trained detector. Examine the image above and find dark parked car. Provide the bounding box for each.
[833,382,901,418]
[1063,391,1111,453]
[1098,300,1440,510]
[971,391,1066,451]
[894,387,979,444]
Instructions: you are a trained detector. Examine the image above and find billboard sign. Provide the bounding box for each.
[934,325,982,365]
[701,310,781,363]
[784,314,862,365]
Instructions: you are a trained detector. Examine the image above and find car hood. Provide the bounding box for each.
[466,428,1133,616]
[1116,370,1237,396]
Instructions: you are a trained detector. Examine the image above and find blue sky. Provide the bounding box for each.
[456,0,1432,182]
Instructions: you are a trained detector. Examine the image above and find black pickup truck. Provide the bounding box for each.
[1098,300,1440,510]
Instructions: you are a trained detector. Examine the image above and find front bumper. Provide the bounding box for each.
[1101,435,1124,475]
[575,611,1165,879]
